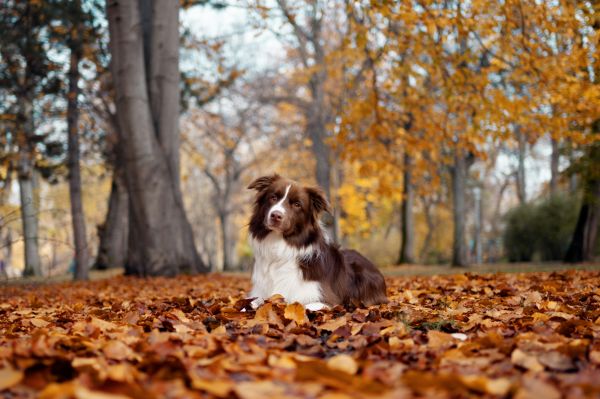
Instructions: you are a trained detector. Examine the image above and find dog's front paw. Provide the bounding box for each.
[250,297,264,309]
[305,302,328,311]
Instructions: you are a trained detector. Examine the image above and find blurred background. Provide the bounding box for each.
[0,0,598,279]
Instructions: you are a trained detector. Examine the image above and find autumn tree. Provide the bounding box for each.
[106,0,208,276]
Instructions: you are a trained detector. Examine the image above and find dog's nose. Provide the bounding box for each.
[270,211,283,223]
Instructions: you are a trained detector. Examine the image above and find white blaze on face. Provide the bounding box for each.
[268,184,291,219]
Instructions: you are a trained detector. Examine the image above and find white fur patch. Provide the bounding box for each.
[249,232,323,306]
[268,185,291,218]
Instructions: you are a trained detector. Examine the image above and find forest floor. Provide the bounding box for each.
[1,267,599,398]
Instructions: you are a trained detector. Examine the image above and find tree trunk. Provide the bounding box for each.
[565,142,600,263]
[473,187,483,264]
[550,137,559,195]
[219,211,236,271]
[451,150,468,267]
[17,92,42,277]
[18,168,41,277]
[516,126,527,204]
[95,166,128,269]
[67,40,89,281]
[419,198,435,262]
[398,153,415,264]
[107,0,207,276]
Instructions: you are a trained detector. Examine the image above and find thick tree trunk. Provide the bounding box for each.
[565,142,600,263]
[67,43,89,281]
[107,0,207,276]
[95,167,128,269]
[451,150,469,267]
[516,126,527,204]
[398,153,415,264]
[550,137,559,195]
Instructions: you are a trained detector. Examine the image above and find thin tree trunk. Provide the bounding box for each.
[452,150,468,267]
[17,92,42,277]
[67,40,89,281]
[516,126,527,204]
[18,169,41,276]
[95,166,128,269]
[550,137,559,195]
[107,0,207,276]
[398,153,415,264]
[219,211,236,271]
[473,187,483,264]
[419,198,435,262]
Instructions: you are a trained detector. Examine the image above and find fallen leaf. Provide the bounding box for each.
[514,375,561,399]
[0,365,23,390]
[255,303,283,326]
[319,315,348,332]
[427,330,455,349]
[538,351,576,371]
[327,354,358,375]
[511,349,544,372]
[30,318,50,328]
[103,340,133,361]
[284,303,308,325]
[191,378,233,397]
[460,375,512,395]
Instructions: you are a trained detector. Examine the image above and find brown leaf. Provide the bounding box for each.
[590,350,600,365]
[511,349,544,372]
[0,365,23,390]
[326,354,358,375]
[427,330,455,350]
[514,375,561,399]
[319,315,348,332]
[233,380,288,399]
[191,378,233,397]
[284,303,308,325]
[254,303,283,326]
[538,351,576,371]
[459,375,512,396]
[29,318,50,328]
[103,340,134,361]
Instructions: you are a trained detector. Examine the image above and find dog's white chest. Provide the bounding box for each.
[249,234,322,305]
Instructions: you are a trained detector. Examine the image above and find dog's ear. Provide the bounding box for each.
[306,186,331,215]
[247,174,280,191]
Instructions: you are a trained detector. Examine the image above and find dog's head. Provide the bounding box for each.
[248,174,330,242]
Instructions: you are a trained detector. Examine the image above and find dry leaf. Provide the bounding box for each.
[0,365,23,390]
[511,349,544,372]
[460,375,512,396]
[102,340,133,361]
[284,303,308,325]
[29,318,50,328]
[327,354,358,375]
[191,378,233,397]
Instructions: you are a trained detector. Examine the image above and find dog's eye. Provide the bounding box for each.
[269,194,278,202]
[293,201,302,208]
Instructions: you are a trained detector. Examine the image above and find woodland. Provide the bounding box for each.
[0,0,600,397]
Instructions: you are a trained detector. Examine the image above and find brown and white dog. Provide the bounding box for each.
[247,174,387,311]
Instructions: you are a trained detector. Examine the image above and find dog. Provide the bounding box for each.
[247,173,387,311]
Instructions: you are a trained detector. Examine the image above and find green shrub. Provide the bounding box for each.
[532,195,579,261]
[503,195,578,262]
[503,203,538,262]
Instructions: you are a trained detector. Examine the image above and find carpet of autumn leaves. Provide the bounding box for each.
[1,270,600,398]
